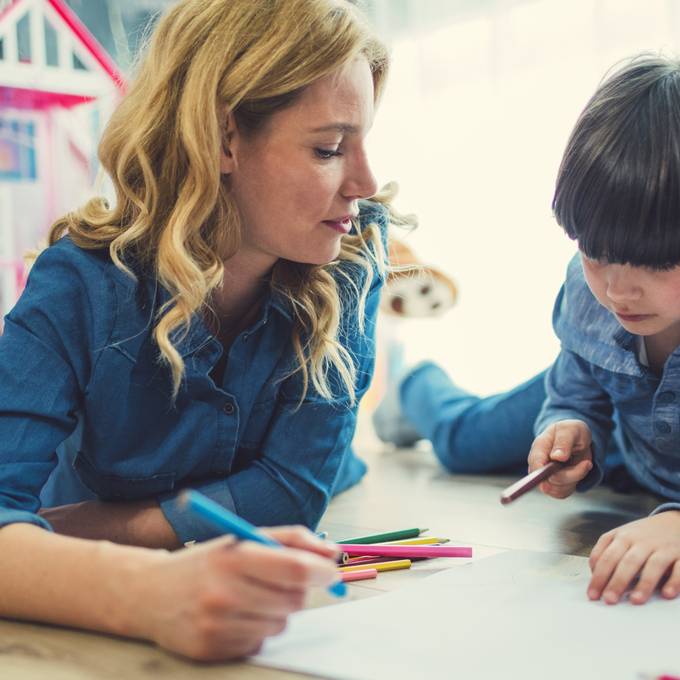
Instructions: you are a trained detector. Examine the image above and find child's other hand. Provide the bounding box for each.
[588,511,680,605]
[527,419,593,499]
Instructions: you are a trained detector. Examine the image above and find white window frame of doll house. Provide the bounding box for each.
[0,0,114,99]
[0,0,122,319]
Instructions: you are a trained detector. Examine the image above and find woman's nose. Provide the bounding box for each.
[343,151,378,201]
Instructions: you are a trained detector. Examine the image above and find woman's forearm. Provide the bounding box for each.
[39,499,182,550]
[0,523,166,639]
[0,522,340,661]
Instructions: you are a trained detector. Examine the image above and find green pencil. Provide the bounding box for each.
[336,527,428,544]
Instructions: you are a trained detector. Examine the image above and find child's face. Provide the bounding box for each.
[581,253,680,340]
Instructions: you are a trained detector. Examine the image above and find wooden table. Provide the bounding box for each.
[0,438,659,679]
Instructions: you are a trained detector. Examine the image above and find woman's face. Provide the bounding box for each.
[222,57,378,268]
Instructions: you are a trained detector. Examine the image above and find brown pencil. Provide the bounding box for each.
[500,461,564,505]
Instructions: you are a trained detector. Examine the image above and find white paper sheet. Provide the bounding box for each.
[252,550,680,680]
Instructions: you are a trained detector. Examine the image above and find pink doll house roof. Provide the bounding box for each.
[0,0,125,110]
[0,0,126,320]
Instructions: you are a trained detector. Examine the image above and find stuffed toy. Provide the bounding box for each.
[381,237,457,318]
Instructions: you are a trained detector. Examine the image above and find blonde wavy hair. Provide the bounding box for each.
[48,0,395,404]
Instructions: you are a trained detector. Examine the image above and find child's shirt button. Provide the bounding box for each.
[657,391,676,404]
[655,420,671,434]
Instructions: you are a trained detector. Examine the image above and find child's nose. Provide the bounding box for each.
[606,268,642,302]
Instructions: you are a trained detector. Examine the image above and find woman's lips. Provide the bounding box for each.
[322,218,352,234]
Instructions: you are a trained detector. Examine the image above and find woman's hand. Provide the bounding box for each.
[527,419,593,499]
[130,526,340,661]
[588,511,680,605]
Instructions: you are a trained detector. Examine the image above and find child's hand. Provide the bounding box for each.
[527,419,593,499]
[588,511,680,605]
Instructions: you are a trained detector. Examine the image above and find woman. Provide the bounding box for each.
[0,0,392,661]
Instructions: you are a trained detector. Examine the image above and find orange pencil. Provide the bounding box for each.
[340,568,378,582]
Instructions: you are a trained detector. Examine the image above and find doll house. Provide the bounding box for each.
[0,0,124,318]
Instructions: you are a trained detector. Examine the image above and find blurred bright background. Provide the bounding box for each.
[366,0,680,397]
[3,0,680,397]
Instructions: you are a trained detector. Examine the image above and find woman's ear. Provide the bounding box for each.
[220,112,239,174]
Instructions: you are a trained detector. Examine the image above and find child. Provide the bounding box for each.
[375,54,680,605]
[0,0,391,660]
[529,54,680,606]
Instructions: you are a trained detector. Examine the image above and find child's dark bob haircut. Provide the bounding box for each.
[553,54,680,269]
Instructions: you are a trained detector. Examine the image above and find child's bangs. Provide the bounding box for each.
[556,154,680,269]
[553,56,680,270]
[553,118,680,269]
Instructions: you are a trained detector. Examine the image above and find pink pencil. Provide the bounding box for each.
[338,544,472,558]
[340,568,378,582]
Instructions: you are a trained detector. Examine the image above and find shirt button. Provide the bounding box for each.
[657,391,676,404]
[655,421,671,434]
[223,402,235,415]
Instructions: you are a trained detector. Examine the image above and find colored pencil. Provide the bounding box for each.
[342,539,448,565]
[340,568,378,582]
[500,461,564,505]
[347,555,438,566]
[178,490,346,597]
[342,555,414,566]
[338,544,472,559]
[336,538,450,564]
[338,559,412,573]
[336,528,428,544]
[378,536,449,546]
[343,551,446,565]
[344,555,384,566]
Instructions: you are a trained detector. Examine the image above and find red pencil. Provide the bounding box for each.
[500,461,564,505]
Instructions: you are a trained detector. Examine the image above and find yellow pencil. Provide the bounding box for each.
[377,537,450,546]
[338,559,412,574]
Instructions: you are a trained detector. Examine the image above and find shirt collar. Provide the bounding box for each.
[158,283,294,359]
[269,287,294,322]
[613,325,636,352]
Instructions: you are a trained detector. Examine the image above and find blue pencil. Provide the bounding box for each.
[178,489,346,598]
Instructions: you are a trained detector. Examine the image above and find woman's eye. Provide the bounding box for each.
[314,147,342,160]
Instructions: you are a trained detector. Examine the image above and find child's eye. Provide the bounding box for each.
[314,147,342,160]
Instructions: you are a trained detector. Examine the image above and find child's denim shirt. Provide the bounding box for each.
[0,202,387,543]
[535,255,680,515]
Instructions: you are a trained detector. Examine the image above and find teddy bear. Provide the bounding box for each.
[381,236,457,318]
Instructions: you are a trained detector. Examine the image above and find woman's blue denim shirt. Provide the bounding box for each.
[0,201,387,543]
[535,255,680,515]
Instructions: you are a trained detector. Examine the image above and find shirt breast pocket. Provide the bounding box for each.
[73,450,176,501]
